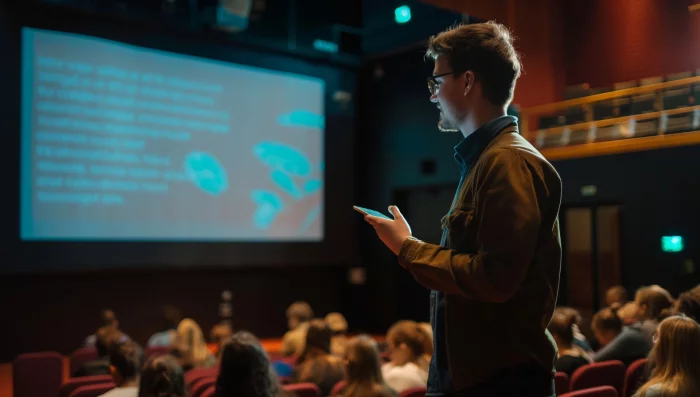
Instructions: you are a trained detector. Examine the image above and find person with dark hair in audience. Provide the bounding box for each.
[339,335,397,397]
[281,301,314,357]
[547,309,591,376]
[75,325,126,377]
[634,285,674,344]
[139,354,189,397]
[100,339,145,397]
[85,309,128,347]
[674,285,700,321]
[606,285,628,307]
[147,306,183,347]
[554,307,593,352]
[381,320,429,393]
[293,319,345,396]
[216,331,289,397]
[633,315,700,397]
[591,304,651,366]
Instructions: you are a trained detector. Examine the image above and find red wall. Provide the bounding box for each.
[563,0,696,88]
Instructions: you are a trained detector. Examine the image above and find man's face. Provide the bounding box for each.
[430,55,466,132]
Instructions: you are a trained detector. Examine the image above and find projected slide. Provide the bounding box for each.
[20,27,324,241]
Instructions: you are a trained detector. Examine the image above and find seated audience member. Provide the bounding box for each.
[606,285,628,307]
[325,312,349,357]
[85,309,128,347]
[172,318,216,371]
[138,354,188,397]
[216,331,290,397]
[618,301,641,325]
[547,309,592,376]
[340,335,397,397]
[281,301,313,357]
[293,319,345,396]
[100,340,145,397]
[210,321,234,357]
[75,326,125,377]
[147,306,182,347]
[381,321,429,393]
[674,285,700,321]
[592,304,651,366]
[633,315,700,397]
[555,307,593,352]
[634,285,674,344]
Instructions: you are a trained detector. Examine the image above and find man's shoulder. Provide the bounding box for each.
[481,132,560,179]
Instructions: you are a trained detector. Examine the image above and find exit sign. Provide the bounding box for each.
[661,236,684,252]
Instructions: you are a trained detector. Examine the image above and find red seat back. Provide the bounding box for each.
[623,358,649,397]
[70,347,99,376]
[400,386,427,397]
[13,351,64,397]
[200,385,215,397]
[190,376,216,397]
[67,383,115,397]
[571,361,625,395]
[59,375,114,397]
[283,382,322,397]
[330,380,346,396]
[559,385,618,397]
[555,371,570,395]
[185,367,219,389]
[145,346,170,359]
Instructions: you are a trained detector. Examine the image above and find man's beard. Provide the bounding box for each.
[438,111,459,132]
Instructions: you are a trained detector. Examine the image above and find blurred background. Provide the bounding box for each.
[1,0,699,394]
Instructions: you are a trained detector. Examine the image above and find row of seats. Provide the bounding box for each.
[11,349,649,397]
[536,70,700,147]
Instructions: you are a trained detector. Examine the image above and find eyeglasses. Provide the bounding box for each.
[427,71,460,95]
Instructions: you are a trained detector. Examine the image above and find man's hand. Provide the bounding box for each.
[365,205,412,255]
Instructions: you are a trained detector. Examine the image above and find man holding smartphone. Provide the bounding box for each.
[365,22,562,397]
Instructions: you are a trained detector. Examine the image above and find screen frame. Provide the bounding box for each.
[0,4,358,273]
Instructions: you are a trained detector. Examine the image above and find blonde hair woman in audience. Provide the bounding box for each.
[633,315,700,397]
[325,312,349,358]
[634,285,674,344]
[293,319,345,396]
[340,335,396,397]
[381,320,429,393]
[173,318,216,371]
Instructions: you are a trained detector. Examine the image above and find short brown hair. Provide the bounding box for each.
[386,320,429,357]
[286,301,313,323]
[426,21,521,107]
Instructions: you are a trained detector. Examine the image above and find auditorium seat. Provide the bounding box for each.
[13,351,64,397]
[283,382,322,397]
[570,361,625,395]
[144,346,170,358]
[400,386,427,397]
[185,367,219,389]
[200,385,215,397]
[664,71,694,134]
[67,383,115,397]
[555,371,570,395]
[190,376,216,397]
[70,347,99,376]
[623,358,649,397]
[59,375,113,397]
[330,380,346,396]
[560,385,618,397]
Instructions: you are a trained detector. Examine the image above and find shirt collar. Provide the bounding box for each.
[453,115,518,170]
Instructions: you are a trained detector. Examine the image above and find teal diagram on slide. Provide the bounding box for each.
[183,152,229,196]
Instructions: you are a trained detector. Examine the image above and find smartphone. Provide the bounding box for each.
[353,205,392,220]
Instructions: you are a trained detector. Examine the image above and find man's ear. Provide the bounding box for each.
[464,71,475,96]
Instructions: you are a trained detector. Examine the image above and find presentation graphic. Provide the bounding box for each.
[20,27,325,241]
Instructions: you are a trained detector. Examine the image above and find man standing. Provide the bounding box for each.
[365,22,562,396]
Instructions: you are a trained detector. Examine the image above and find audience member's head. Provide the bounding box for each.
[299,319,332,362]
[286,301,313,331]
[173,318,213,370]
[635,285,674,322]
[99,309,119,328]
[216,331,284,397]
[96,325,125,357]
[162,306,183,331]
[109,339,145,387]
[606,285,628,307]
[138,354,189,397]
[635,315,700,397]
[342,335,395,397]
[592,305,623,347]
[385,320,429,366]
[548,308,577,350]
[325,312,348,335]
[675,285,700,321]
